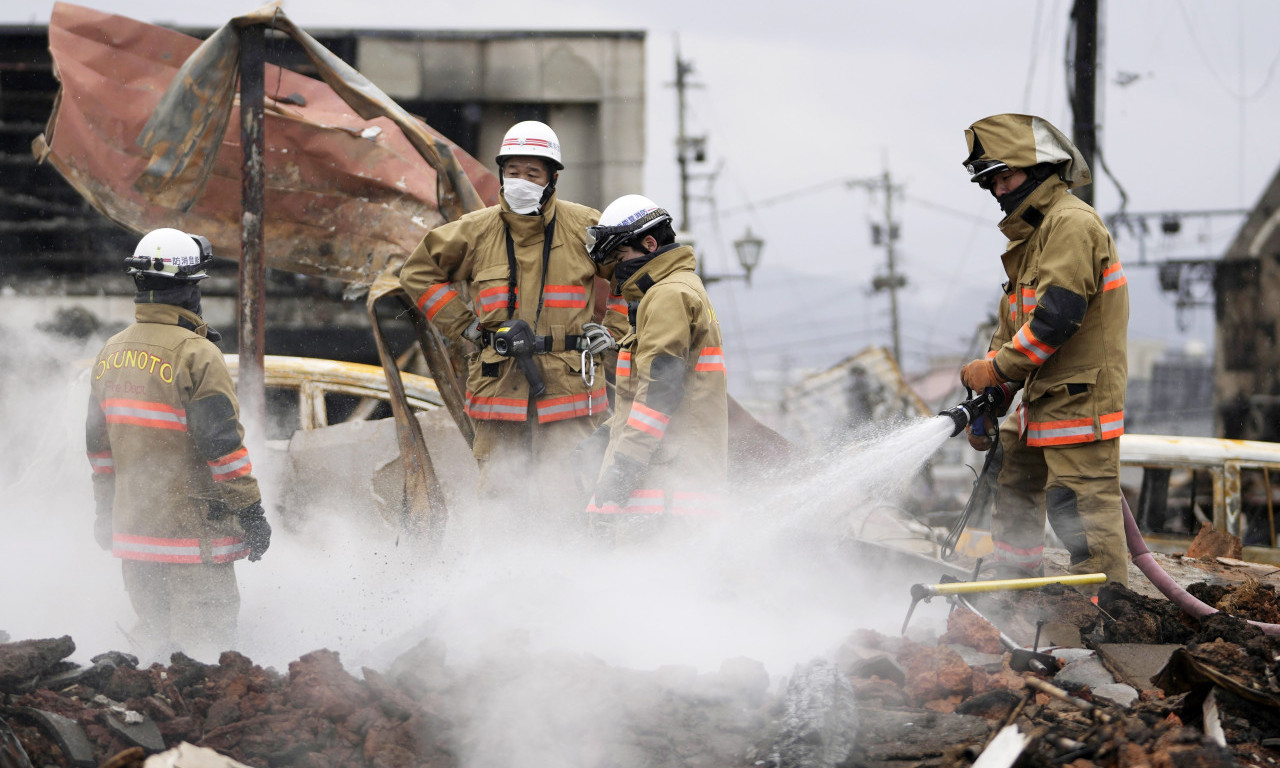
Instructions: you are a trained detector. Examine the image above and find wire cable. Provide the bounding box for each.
[1174,0,1280,102]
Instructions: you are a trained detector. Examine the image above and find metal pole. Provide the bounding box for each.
[237,24,266,436]
[1071,0,1098,207]
[675,47,690,233]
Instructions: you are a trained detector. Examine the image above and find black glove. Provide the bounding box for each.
[237,501,272,562]
[571,424,612,495]
[591,454,646,509]
[94,510,113,551]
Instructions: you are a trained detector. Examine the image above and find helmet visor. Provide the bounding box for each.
[585,225,632,264]
[585,208,671,263]
[967,158,1010,189]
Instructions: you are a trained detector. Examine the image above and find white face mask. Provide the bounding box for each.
[503,178,547,215]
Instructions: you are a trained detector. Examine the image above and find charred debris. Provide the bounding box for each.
[5,563,1280,768]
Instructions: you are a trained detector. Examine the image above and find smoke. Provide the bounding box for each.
[0,317,135,652]
[1,311,962,766]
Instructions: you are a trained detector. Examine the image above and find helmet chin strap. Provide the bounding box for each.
[540,172,558,205]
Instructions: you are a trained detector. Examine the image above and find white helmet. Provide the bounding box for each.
[586,194,673,264]
[125,227,213,281]
[496,120,563,171]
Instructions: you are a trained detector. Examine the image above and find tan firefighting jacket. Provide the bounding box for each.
[987,176,1129,447]
[594,244,728,514]
[399,192,628,423]
[86,303,261,563]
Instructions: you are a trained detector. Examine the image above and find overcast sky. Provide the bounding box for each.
[5,0,1278,386]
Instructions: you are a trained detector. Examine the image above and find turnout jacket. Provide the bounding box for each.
[987,176,1128,447]
[399,193,628,423]
[86,303,261,563]
[594,244,728,514]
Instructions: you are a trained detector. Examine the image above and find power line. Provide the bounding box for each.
[1174,0,1280,102]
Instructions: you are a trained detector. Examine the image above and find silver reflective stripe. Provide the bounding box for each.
[469,400,526,417]
[105,404,187,426]
[211,541,248,559]
[1029,424,1094,441]
[210,453,251,478]
[538,398,585,417]
[628,408,668,434]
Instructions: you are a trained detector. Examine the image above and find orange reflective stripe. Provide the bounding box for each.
[87,450,114,475]
[1007,294,1017,322]
[418,282,458,321]
[1103,262,1127,292]
[112,534,203,563]
[985,350,998,360]
[543,284,587,309]
[1026,416,1095,446]
[586,489,665,515]
[464,391,528,421]
[112,534,249,563]
[208,447,252,482]
[103,399,187,431]
[1012,323,1055,365]
[1020,287,1036,314]
[627,401,670,438]
[1100,410,1125,439]
[993,540,1044,568]
[536,387,608,423]
[477,285,516,313]
[695,346,725,372]
[616,350,631,378]
[607,296,627,315]
[210,537,251,564]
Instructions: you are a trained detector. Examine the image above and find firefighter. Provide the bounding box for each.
[958,113,1129,586]
[399,121,627,529]
[579,195,728,544]
[86,228,271,661]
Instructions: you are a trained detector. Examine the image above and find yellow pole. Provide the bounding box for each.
[913,573,1106,599]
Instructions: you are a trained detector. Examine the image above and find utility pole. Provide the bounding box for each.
[1070,0,1098,207]
[672,41,706,235]
[850,169,906,366]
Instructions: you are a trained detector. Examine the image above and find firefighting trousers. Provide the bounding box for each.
[121,559,239,661]
[991,418,1129,587]
[471,407,604,535]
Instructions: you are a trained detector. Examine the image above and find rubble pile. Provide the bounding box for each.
[5,578,1280,768]
[0,636,778,768]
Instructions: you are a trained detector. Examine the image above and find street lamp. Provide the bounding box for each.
[695,227,764,285]
[733,227,763,283]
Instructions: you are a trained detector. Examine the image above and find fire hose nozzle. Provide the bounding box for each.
[939,386,1013,438]
[940,402,976,437]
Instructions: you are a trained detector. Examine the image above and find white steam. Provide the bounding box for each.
[2,313,961,765]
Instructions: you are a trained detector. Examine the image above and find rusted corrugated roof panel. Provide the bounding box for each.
[32,2,499,286]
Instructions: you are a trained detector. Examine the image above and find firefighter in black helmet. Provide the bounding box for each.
[958,114,1130,588]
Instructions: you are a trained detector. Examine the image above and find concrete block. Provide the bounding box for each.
[1093,682,1140,708]
[1095,643,1185,690]
[1054,656,1115,689]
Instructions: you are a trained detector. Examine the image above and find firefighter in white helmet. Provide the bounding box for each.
[576,195,728,544]
[958,114,1129,587]
[86,228,270,661]
[399,121,628,531]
